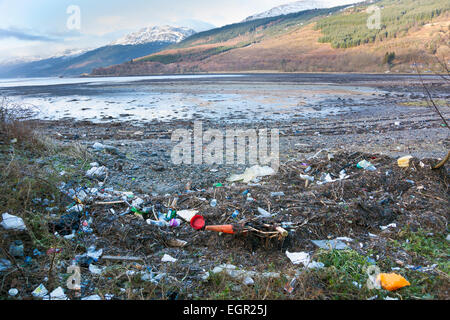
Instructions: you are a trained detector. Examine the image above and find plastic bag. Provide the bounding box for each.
[377,273,410,291]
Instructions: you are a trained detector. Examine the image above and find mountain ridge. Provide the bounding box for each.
[0,25,197,78]
[91,0,450,76]
[243,0,358,22]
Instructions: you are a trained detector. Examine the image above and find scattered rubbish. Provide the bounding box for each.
[169,218,181,227]
[89,264,104,275]
[205,224,235,234]
[49,287,68,300]
[101,255,143,262]
[32,284,48,298]
[9,240,24,257]
[0,259,11,273]
[243,276,254,286]
[46,248,62,255]
[168,239,187,247]
[86,166,107,179]
[397,155,413,168]
[190,215,205,230]
[66,204,84,214]
[177,209,198,223]
[284,277,297,294]
[356,160,376,171]
[270,191,285,197]
[50,211,81,235]
[335,237,353,242]
[377,273,410,291]
[299,174,315,182]
[146,219,169,227]
[210,199,217,207]
[86,247,103,261]
[311,239,349,250]
[286,251,311,266]
[161,254,177,263]
[231,210,239,219]
[380,223,397,231]
[1,213,27,231]
[8,288,18,297]
[227,165,275,183]
[257,207,272,218]
[82,294,102,300]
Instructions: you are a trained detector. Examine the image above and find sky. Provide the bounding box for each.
[0,0,352,63]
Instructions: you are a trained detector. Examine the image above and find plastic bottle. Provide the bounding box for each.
[165,208,177,221]
[146,219,169,227]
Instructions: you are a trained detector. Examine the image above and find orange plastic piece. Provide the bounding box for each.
[377,273,410,291]
[205,224,235,234]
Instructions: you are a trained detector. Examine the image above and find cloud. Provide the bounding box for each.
[0,28,59,42]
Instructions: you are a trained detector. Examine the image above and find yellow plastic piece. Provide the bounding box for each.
[377,273,410,291]
[397,156,413,168]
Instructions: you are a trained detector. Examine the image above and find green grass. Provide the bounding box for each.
[392,229,450,274]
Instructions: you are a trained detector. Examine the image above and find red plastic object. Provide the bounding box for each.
[190,215,205,230]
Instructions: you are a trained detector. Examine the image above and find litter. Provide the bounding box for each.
[190,215,205,230]
[82,294,102,300]
[270,191,285,197]
[1,213,27,231]
[168,239,187,247]
[8,288,18,297]
[311,239,349,250]
[9,240,24,257]
[356,160,377,171]
[146,219,169,227]
[89,264,104,275]
[285,251,311,266]
[299,174,314,182]
[32,284,48,298]
[257,207,272,218]
[377,273,410,291]
[176,209,198,223]
[380,223,397,231]
[49,287,68,300]
[101,255,144,262]
[161,254,177,263]
[169,218,181,227]
[86,246,103,261]
[284,277,297,294]
[397,155,413,168]
[86,166,107,179]
[227,165,275,183]
[0,259,12,272]
[243,276,254,286]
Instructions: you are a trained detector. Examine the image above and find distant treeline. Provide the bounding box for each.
[315,0,449,48]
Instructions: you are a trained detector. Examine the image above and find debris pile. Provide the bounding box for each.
[0,151,448,299]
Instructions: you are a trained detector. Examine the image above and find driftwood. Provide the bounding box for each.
[433,150,450,169]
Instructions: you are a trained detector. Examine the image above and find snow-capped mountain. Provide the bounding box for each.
[111,25,196,46]
[244,0,358,22]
